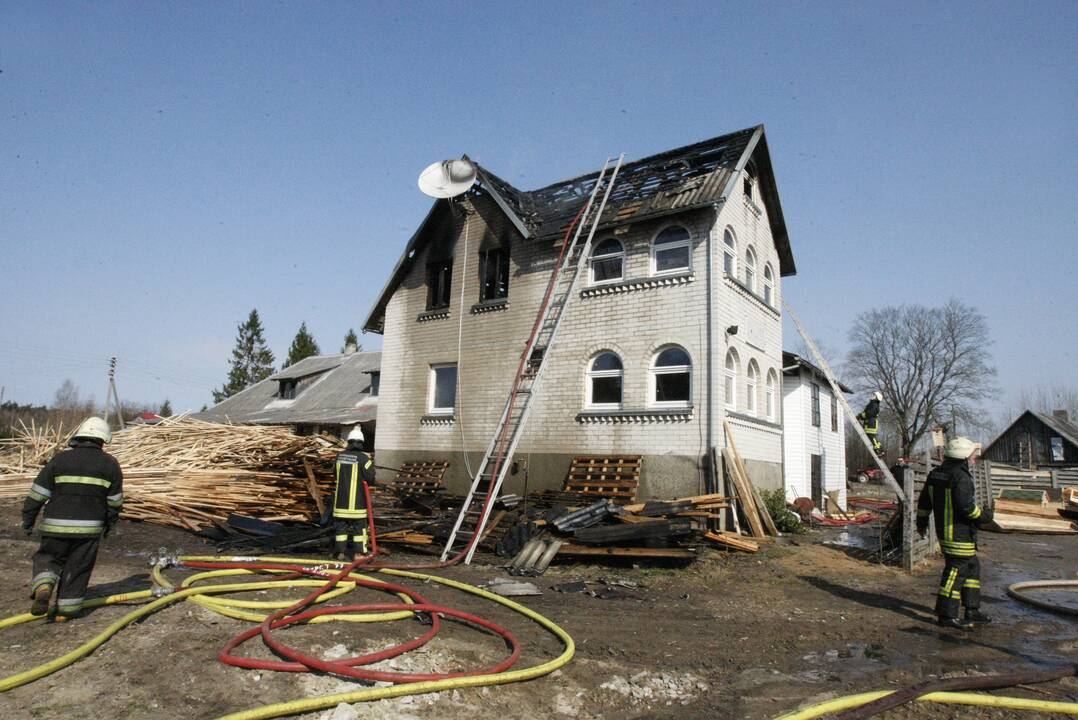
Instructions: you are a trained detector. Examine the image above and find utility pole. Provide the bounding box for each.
[105,357,125,430]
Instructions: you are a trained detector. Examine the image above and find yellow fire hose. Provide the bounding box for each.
[774,689,1078,719]
[0,555,575,720]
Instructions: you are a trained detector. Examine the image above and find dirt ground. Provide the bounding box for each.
[0,501,1075,720]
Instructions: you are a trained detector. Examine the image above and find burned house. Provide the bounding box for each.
[983,410,1078,469]
[196,350,381,445]
[363,126,795,497]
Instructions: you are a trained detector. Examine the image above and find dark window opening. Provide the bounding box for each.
[811,383,821,427]
[369,372,380,397]
[591,376,622,405]
[426,260,453,310]
[280,379,298,400]
[830,394,838,432]
[479,248,510,301]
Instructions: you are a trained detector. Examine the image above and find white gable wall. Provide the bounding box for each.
[782,367,847,509]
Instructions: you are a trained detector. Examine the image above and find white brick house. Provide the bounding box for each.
[363,126,796,498]
[781,351,849,509]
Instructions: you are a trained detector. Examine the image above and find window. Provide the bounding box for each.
[651,346,691,406]
[722,228,737,276]
[765,370,777,421]
[428,364,457,414]
[590,238,624,284]
[744,246,757,293]
[830,393,838,432]
[724,349,739,409]
[426,260,453,310]
[763,264,774,307]
[811,382,821,427]
[279,380,298,400]
[746,360,759,415]
[651,225,691,275]
[369,372,380,397]
[479,247,510,301]
[586,352,623,409]
[743,161,757,201]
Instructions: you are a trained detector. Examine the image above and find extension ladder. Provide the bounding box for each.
[442,154,625,563]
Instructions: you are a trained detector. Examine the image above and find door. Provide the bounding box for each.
[810,453,823,508]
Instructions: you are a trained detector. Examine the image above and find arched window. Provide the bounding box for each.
[586,352,623,409]
[763,263,774,306]
[746,360,760,415]
[765,369,777,421]
[744,245,757,293]
[651,225,691,275]
[724,349,739,409]
[651,345,692,406]
[722,228,737,276]
[590,238,624,285]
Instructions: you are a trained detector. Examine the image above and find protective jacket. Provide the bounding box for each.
[22,439,124,538]
[332,446,375,519]
[916,458,992,556]
[858,399,880,432]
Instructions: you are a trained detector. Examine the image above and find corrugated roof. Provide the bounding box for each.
[1031,411,1078,448]
[269,354,346,380]
[364,125,794,334]
[196,351,381,426]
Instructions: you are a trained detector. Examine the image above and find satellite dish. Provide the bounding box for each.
[418,159,477,198]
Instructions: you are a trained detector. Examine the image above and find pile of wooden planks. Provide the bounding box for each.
[720,420,779,541]
[987,487,1078,535]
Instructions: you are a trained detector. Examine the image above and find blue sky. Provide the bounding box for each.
[1,1,1075,417]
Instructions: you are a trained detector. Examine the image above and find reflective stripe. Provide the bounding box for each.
[32,572,59,589]
[55,475,112,488]
[969,505,981,519]
[39,521,104,535]
[939,567,959,597]
[56,597,84,613]
[944,489,953,542]
[334,534,348,541]
[30,483,53,499]
[107,493,124,508]
[28,490,50,502]
[333,509,368,519]
[42,518,104,527]
[348,463,359,511]
[964,579,981,588]
[364,459,373,470]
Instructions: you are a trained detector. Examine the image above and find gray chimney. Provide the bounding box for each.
[1053,409,1069,423]
[344,342,357,356]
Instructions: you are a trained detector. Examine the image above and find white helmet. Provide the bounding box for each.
[74,416,111,444]
[873,391,883,402]
[346,426,365,443]
[945,436,976,460]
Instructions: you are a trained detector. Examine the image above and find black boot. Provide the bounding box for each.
[937,615,974,630]
[965,609,991,624]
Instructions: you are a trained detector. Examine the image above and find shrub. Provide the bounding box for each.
[759,488,807,534]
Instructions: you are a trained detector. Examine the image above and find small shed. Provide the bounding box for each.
[983,410,1078,469]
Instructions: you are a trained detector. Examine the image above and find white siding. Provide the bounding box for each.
[782,368,847,509]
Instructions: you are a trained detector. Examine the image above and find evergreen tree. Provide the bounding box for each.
[159,398,173,417]
[341,328,362,353]
[284,322,321,367]
[213,309,276,403]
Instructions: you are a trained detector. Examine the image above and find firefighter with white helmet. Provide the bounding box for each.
[916,436,993,629]
[21,416,124,619]
[857,391,884,457]
[331,426,376,560]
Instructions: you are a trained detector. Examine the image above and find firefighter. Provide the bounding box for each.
[857,391,883,456]
[916,436,993,629]
[331,427,376,561]
[21,417,123,620]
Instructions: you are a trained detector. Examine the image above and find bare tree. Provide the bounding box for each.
[845,299,996,456]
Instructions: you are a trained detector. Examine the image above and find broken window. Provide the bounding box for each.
[811,383,821,427]
[743,161,757,201]
[590,238,625,285]
[723,228,737,276]
[479,247,510,302]
[763,263,774,306]
[652,225,691,275]
[426,260,453,310]
[587,352,623,409]
[429,364,457,414]
[724,348,739,409]
[745,246,757,293]
[279,379,298,400]
[746,360,760,415]
[369,372,380,397]
[652,346,691,406]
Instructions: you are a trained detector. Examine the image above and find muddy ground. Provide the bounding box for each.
[0,501,1075,720]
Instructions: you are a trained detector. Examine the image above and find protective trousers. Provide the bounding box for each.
[936,553,981,619]
[31,536,100,616]
[333,519,369,559]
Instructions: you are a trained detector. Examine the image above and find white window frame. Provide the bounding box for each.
[746,360,759,415]
[763,263,774,307]
[724,349,739,409]
[428,363,457,415]
[765,370,777,421]
[650,345,692,408]
[589,237,625,286]
[744,245,757,293]
[585,352,623,410]
[650,225,692,276]
[722,227,737,277]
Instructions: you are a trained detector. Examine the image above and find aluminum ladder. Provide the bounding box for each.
[442,154,625,563]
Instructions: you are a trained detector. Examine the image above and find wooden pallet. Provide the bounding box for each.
[563,455,642,503]
[391,461,449,496]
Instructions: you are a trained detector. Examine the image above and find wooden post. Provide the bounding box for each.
[902,464,915,572]
[1051,469,1060,491]
[984,460,995,509]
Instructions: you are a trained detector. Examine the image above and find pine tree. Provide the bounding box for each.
[341,328,362,353]
[284,322,321,367]
[159,398,173,417]
[213,309,276,403]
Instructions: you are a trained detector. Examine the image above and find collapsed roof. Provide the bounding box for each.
[364,125,794,333]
